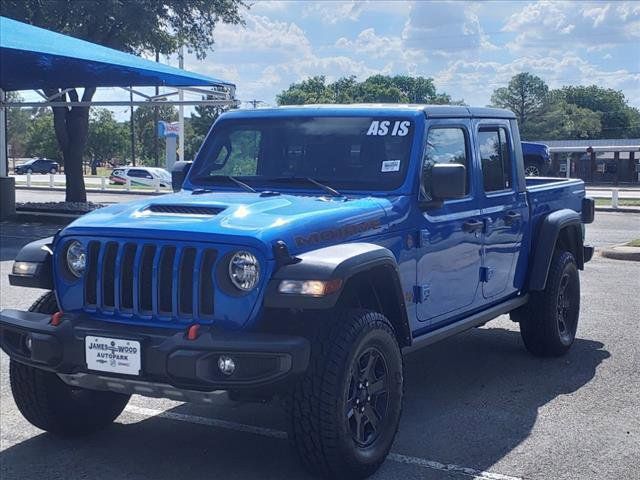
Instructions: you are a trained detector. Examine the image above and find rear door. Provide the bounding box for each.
[416,120,483,324]
[475,121,527,300]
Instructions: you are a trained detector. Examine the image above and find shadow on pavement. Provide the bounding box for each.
[0,326,609,480]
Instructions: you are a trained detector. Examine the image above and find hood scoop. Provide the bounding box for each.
[144,204,225,216]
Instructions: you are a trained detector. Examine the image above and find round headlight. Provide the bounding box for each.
[66,240,86,278]
[228,251,260,291]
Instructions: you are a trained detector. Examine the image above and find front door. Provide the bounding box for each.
[416,121,483,324]
[475,122,527,300]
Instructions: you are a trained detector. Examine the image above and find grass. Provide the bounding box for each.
[594,198,640,207]
[626,239,640,247]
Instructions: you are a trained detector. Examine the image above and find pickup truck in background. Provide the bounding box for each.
[1,105,594,479]
[522,141,552,176]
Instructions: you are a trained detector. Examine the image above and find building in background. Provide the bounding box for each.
[532,139,640,185]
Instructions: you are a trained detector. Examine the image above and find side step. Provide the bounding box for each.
[403,294,529,354]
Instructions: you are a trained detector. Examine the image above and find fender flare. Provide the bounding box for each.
[8,237,55,290]
[528,209,583,291]
[264,243,411,345]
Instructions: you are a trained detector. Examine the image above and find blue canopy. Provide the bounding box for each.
[0,16,233,91]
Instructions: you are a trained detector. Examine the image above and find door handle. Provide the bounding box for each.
[504,211,522,225]
[462,219,484,233]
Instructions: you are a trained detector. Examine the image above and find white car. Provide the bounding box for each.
[109,167,171,188]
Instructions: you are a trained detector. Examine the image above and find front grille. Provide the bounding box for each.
[145,205,224,216]
[84,241,217,321]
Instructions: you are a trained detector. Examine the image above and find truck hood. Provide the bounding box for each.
[63,191,390,258]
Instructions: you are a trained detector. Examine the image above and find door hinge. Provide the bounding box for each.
[418,229,430,248]
[480,266,496,283]
[413,284,431,303]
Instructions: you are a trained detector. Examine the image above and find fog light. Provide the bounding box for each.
[218,355,236,376]
[24,335,33,352]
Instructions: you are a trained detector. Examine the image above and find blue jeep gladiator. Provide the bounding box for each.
[1,105,594,479]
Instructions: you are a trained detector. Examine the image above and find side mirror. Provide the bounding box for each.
[171,161,192,192]
[429,163,466,200]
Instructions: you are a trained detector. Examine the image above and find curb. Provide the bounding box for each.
[594,207,640,213]
[599,245,640,262]
[15,185,167,196]
[12,210,82,224]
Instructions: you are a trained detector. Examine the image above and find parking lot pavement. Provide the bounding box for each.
[1,213,639,480]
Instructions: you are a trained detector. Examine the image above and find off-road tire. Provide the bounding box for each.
[286,310,403,479]
[9,292,130,436]
[519,250,580,357]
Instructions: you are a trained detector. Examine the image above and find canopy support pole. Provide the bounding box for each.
[0,88,16,220]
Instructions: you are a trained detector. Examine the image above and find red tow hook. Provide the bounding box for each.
[186,324,200,340]
[50,311,64,326]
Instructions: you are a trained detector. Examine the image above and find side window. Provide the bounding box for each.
[479,127,512,192]
[128,169,151,178]
[422,127,469,201]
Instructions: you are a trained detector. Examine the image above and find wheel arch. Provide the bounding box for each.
[528,209,584,291]
[264,243,411,348]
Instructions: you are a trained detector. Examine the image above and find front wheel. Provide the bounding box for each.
[9,292,130,436]
[286,310,403,479]
[519,250,580,357]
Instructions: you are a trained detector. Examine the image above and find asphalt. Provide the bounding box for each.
[0,212,639,480]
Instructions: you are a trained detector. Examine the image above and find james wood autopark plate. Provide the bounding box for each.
[85,336,141,376]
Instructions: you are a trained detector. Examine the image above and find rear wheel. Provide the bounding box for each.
[9,292,130,436]
[519,251,580,356]
[524,164,541,176]
[286,310,403,479]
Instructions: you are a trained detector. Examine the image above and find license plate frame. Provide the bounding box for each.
[85,335,141,376]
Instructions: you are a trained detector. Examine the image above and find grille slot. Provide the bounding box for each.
[158,247,175,314]
[139,246,156,313]
[83,241,217,322]
[146,205,224,216]
[199,249,217,317]
[120,244,137,310]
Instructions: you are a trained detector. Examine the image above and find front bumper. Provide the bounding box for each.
[0,309,310,392]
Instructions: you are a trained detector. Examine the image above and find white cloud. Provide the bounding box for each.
[402,1,496,54]
[335,28,403,59]
[303,1,365,25]
[503,1,640,52]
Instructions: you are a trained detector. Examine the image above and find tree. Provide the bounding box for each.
[553,85,637,139]
[277,74,456,106]
[25,113,61,161]
[525,100,601,140]
[134,104,177,165]
[491,73,549,138]
[86,109,128,169]
[1,0,247,201]
[6,92,32,158]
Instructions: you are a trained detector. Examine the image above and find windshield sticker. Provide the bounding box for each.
[366,120,411,137]
[381,160,401,172]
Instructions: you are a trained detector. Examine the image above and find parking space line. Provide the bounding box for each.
[124,405,522,480]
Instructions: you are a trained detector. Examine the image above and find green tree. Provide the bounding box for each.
[134,104,178,165]
[86,109,128,168]
[553,85,638,138]
[1,0,247,201]
[277,74,455,106]
[526,100,601,140]
[6,92,32,158]
[25,113,61,161]
[490,73,549,138]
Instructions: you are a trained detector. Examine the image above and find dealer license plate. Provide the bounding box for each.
[85,336,141,376]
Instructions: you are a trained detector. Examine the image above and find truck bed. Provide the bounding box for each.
[526,177,585,218]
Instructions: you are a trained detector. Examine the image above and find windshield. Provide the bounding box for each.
[189,116,415,192]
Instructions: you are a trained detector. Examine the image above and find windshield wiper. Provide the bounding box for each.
[192,175,256,193]
[267,176,342,197]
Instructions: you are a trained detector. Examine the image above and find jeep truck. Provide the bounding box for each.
[0,105,594,479]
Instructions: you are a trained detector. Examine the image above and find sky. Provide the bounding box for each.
[174,0,640,109]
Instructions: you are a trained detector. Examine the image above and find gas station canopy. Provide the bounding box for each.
[0,16,233,91]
